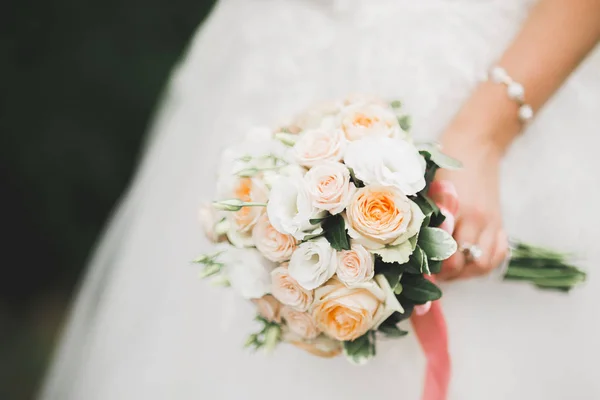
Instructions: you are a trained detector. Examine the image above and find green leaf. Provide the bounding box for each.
[348,168,365,188]
[375,258,403,290]
[412,193,441,218]
[428,259,442,274]
[418,227,457,261]
[343,333,375,365]
[390,100,402,109]
[322,214,351,251]
[378,324,409,338]
[401,275,443,304]
[309,215,329,225]
[418,143,462,170]
[421,252,430,275]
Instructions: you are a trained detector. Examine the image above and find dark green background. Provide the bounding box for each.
[1,0,216,398]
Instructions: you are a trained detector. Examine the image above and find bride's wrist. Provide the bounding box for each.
[447,81,525,156]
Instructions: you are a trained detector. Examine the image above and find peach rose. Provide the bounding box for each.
[226,177,269,247]
[252,295,282,323]
[252,214,297,262]
[271,266,314,311]
[304,161,356,215]
[281,306,320,340]
[336,244,374,286]
[311,276,403,342]
[293,128,346,167]
[287,335,342,358]
[346,185,424,250]
[339,103,402,141]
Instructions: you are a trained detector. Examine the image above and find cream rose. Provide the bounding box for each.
[281,306,320,340]
[346,185,424,250]
[288,238,337,290]
[252,215,297,262]
[311,276,403,341]
[271,266,314,311]
[198,202,227,242]
[293,128,346,167]
[344,136,426,196]
[336,244,374,286]
[304,161,356,215]
[222,177,269,247]
[252,295,282,323]
[339,103,402,141]
[267,176,325,240]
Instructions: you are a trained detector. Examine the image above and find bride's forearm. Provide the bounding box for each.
[447,0,600,156]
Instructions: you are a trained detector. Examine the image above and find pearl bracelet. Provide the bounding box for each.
[487,66,534,123]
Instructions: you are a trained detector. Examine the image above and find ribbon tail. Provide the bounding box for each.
[411,299,451,400]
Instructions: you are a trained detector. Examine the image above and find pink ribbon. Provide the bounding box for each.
[410,180,459,400]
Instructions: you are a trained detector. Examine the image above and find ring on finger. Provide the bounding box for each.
[459,242,483,263]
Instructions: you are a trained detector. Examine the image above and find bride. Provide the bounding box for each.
[41,0,600,399]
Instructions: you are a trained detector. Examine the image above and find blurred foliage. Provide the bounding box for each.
[0,0,216,398]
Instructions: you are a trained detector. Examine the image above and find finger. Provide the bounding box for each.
[439,214,483,281]
[490,230,510,272]
[439,251,465,281]
[460,224,499,278]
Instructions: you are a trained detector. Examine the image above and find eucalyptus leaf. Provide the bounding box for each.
[309,216,329,225]
[343,333,375,365]
[375,259,403,290]
[428,259,442,274]
[322,214,351,251]
[378,324,409,338]
[421,253,430,275]
[418,227,457,261]
[376,240,414,264]
[401,274,443,304]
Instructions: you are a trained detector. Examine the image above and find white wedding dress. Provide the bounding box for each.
[41,1,600,399]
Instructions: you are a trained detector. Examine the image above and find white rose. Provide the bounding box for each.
[304,161,356,215]
[288,238,337,290]
[292,101,343,130]
[271,266,314,311]
[217,244,276,299]
[281,306,320,340]
[335,244,374,286]
[261,163,306,189]
[293,128,346,167]
[267,176,325,240]
[311,275,403,341]
[339,103,403,141]
[344,137,426,196]
[252,215,297,262]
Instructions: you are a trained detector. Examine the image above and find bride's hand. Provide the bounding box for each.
[435,121,510,281]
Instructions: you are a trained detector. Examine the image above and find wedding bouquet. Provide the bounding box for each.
[194,96,585,364]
